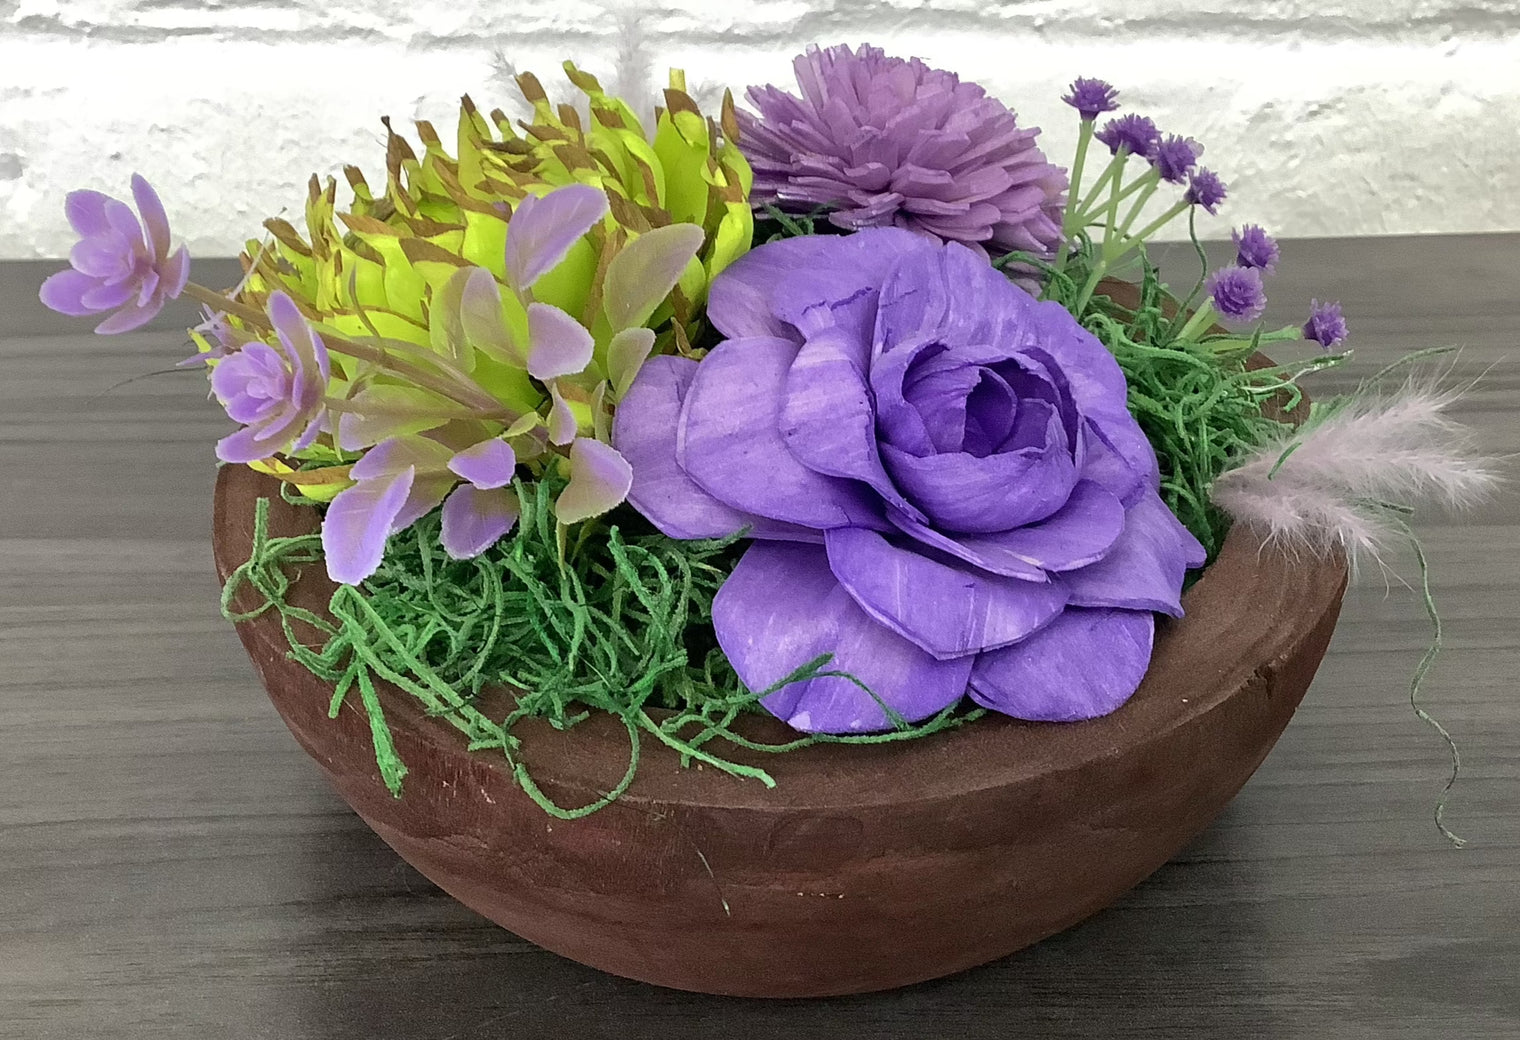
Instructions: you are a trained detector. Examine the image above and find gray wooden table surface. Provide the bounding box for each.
[2,235,1516,1039]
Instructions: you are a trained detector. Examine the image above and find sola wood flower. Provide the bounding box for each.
[614,230,1204,733]
[39,174,190,333]
[739,44,1067,257]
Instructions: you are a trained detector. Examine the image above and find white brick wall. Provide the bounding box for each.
[3,0,1518,258]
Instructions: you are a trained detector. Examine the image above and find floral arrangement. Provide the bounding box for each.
[42,44,1495,821]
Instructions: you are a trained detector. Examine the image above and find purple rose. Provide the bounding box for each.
[614,230,1204,733]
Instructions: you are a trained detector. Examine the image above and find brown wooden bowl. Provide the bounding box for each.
[214,460,1347,998]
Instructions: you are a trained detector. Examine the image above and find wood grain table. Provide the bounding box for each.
[2,235,1516,1039]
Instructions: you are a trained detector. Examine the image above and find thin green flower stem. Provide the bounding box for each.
[1172,300,1219,343]
[1076,150,1127,214]
[1054,120,1096,271]
[1126,199,1193,249]
[320,332,512,417]
[182,281,272,328]
[1115,169,1163,238]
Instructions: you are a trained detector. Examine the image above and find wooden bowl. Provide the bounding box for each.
[214,462,1346,997]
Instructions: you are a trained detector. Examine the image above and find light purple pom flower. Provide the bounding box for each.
[1094,114,1161,159]
[1232,224,1279,273]
[1153,135,1202,184]
[1184,168,1228,214]
[1303,299,1348,349]
[1205,265,1267,326]
[39,174,190,334]
[738,44,1068,258]
[210,292,331,463]
[1062,77,1119,121]
[614,230,1204,735]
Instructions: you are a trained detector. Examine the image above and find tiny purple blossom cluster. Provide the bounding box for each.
[1204,266,1268,326]
[1303,299,1349,348]
[1061,77,1119,121]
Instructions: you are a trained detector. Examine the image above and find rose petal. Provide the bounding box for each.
[554,438,633,524]
[440,484,520,559]
[969,608,1154,721]
[1062,489,1203,616]
[885,507,1049,582]
[880,437,1077,534]
[706,227,931,341]
[504,184,609,290]
[781,325,926,523]
[825,526,1069,659]
[322,467,417,585]
[679,336,885,531]
[525,301,594,381]
[448,438,517,489]
[954,479,1126,573]
[714,541,973,733]
[613,355,817,541]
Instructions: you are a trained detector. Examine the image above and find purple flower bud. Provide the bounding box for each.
[1184,167,1228,214]
[1231,224,1279,273]
[1303,299,1348,349]
[210,292,331,463]
[1094,114,1161,159]
[1152,135,1202,184]
[1204,265,1267,326]
[1062,77,1119,121]
[39,174,191,334]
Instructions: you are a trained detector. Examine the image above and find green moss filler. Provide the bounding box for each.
[226,229,1343,816]
[222,479,984,817]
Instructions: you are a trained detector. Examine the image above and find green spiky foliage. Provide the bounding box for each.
[209,62,753,503]
[233,62,752,354]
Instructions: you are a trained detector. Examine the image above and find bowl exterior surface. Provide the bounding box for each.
[216,465,1346,997]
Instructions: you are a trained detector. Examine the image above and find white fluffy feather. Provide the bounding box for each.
[1211,372,1500,565]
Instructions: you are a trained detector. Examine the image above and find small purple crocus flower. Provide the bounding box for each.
[738,44,1068,258]
[1232,224,1279,273]
[1153,135,1202,184]
[1184,168,1228,214]
[1062,77,1119,121]
[1205,265,1267,326]
[1094,114,1161,159]
[1303,299,1348,348]
[39,174,190,334]
[210,292,331,463]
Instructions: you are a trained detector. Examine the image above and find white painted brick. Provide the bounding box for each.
[2,0,1518,257]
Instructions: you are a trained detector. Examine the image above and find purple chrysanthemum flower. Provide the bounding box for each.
[1094,114,1161,159]
[1204,265,1267,326]
[1184,168,1228,213]
[738,44,1068,257]
[210,292,331,464]
[1062,77,1119,121]
[1153,135,1202,184]
[1303,299,1348,349]
[39,174,191,334]
[1232,224,1279,273]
